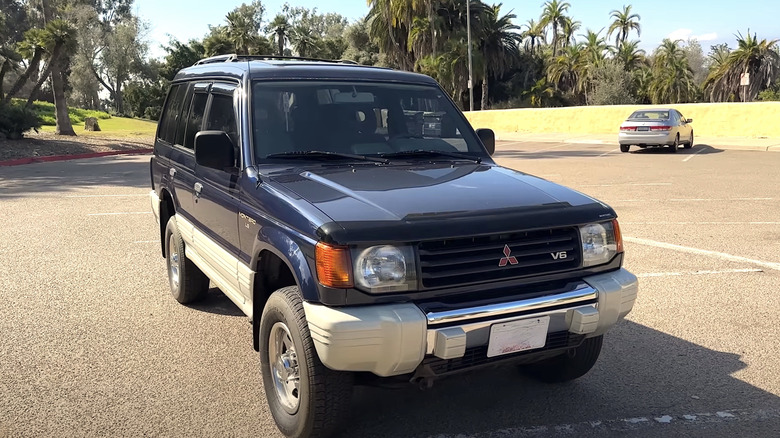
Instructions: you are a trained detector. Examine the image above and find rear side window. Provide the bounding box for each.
[158,84,188,144]
[183,93,209,149]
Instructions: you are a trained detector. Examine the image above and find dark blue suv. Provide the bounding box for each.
[149,55,638,438]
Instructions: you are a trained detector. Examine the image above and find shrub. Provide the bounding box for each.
[21,99,111,126]
[143,106,162,121]
[588,61,638,106]
[0,102,42,139]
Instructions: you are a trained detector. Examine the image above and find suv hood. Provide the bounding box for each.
[268,163,615,243]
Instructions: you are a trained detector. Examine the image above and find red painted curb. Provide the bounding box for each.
[0,148,152,167]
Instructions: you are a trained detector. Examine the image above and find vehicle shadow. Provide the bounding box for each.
[493,144,616,160]
[0,155,151,199]
[630,144,724,155]
[340,319,780,438]
[186,287,246,317]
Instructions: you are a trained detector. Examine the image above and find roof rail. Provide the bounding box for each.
[192,54,359,66]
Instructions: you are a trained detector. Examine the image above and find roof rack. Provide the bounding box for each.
[193,54,358,66]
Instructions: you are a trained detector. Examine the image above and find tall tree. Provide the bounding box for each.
[612,40,646,71]
[561,16,580,48]
[521,19,545,53]
[539,0,570,58]
[268,14,289,56]
[477,4,521,110]
[704,31,779,102]
[650,39,698,104]
[607,5,641,47]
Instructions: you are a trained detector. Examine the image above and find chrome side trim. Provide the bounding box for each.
[425,284,598,326]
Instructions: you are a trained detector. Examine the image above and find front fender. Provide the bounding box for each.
[250,225,320,302]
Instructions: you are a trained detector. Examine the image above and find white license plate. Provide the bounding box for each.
[637,126,650,131]
[487,316,550,358]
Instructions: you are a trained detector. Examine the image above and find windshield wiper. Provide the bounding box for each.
[266,150,389,164]
[380,149,482,164]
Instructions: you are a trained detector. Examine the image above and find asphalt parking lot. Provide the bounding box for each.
[1,140,779,437]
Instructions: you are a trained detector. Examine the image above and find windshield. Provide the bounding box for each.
[251,81,485,161]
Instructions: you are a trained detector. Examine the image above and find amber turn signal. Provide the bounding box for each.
[612,219,624,253]
[315,242,353,288]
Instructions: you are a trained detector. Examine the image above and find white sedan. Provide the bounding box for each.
[618,108,694,153]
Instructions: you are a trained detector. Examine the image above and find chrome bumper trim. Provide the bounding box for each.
[425,284,598,326]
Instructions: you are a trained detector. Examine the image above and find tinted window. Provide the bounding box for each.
[206,94,238,145]
[252,81,479,159]
[174,88,194,146]
[183,93,208,149]
[629,110,670,120]
[159,84,188,143]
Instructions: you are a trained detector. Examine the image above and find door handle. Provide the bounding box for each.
[194,182,203,197]
[169,168,176,177]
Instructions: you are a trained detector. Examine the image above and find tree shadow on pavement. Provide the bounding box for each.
[0,155,151,199]
[339,320,780,438]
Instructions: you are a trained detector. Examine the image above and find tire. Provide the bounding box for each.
[260,286,353,438]
[165,216,209,304]
[523,335,603,383]
[669,135,679,153]
[684,131,694,149]
[620,144,630,153]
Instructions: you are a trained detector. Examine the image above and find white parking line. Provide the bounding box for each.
[596,148,620,158]
[65,194,148,198]
[683,148,707,162]
[88,212,152,216]
[608,198,774,202]
[636,268,763,278]
[625,236,780,271]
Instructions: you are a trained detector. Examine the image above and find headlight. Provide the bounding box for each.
[353,245,417,293]
[580,220,623,267]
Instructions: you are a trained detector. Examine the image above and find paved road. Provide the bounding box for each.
[1,141,779,437]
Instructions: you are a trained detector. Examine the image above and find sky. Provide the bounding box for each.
[134,0,780,59]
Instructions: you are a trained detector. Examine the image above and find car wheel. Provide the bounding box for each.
[165,216,209,304]
[260,286,353,438]
[669,135,679,153]
[620,144,630,153]
[523,335,603,383]
[684,131,694,149]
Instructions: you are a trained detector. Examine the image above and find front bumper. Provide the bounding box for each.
[304,268,638,377]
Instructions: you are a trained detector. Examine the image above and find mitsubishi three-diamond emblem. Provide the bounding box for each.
[499,244,518,267]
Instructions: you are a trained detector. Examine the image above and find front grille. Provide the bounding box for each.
[423,331,585,375]
[418,227,581,288]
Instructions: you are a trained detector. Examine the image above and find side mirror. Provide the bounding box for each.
[476,128,495,156]
[194,131,235,170]
[686,118,693,124]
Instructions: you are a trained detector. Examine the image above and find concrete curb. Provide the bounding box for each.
[0,148,152,167]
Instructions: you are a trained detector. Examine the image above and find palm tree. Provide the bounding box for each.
[523,77,557,107]
[2,28,47,103]
[547,44,585,96]
[539,0,570,58]
[225,10,258,54]
[650,38,698,104]
[581,28,608,66]
[290,24,319,58]
[561,17,580,48]
[367,0,415,70]
[477,4,521,110]
[704,31,780,102]
[268,14,289,56]
[521,19,545,53]
[607,5,641,48]
[612,40,646,71]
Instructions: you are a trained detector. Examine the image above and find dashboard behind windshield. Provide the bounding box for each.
[251,81,484,161]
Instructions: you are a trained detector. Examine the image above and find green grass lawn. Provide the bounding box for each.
[39,116,158,137]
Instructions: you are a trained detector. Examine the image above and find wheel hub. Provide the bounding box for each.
[168,235,180,289]
[269,322,301,414]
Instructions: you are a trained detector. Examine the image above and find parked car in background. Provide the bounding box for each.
[618,108,694,153]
